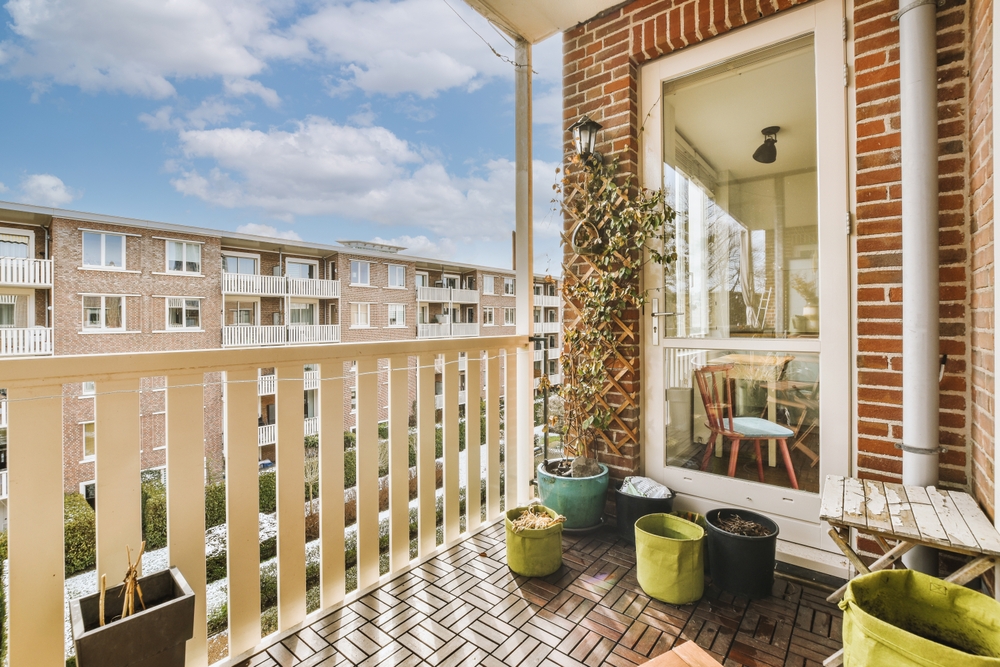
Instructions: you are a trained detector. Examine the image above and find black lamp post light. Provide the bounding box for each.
[752,126,780,164]
[569,114,603,163]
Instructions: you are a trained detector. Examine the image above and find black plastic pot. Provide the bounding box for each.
[615,488,674,543]
[705,508,778,599]
[70,567,195,667]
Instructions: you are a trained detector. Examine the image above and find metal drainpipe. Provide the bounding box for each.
[897,0,940,574]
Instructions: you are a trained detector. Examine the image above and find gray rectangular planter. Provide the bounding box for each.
[70,567,195,667]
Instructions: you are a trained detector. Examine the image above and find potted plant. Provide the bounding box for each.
[504,505,566,577]
[705,508,779,599]
[541,153,675,531]
[791,273,819,331]
[70,543,195,667]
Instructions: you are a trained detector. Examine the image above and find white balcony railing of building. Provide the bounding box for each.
[533,321,560,335]
[287,278,340,299]
[258,374,276,396]
[304,369,320,391]
[222,273,287,297]
[533,348,562,362]
[534,294,559,308]
[222,325,287,348]
[287,324,341,345]
[0,327,53,356]
[434,389,467,410]
[0,257,53,287]
[417,323,452,338]
[0,470,7,501]
[451,323,479,337]
[303,417,319,437]
[416,286,452,302]
[258,423,277,446]
[2,334,526,666]
[450,288,479,304]
[0,398,6,427]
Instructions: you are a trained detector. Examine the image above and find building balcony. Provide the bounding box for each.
[259,369,319,395]
[533,348,561,362]
[0,327,53,356]
[0,397,6,427]
[0,257,52,287]
[304,369,320,390]
[533,321,560,335]
[223,325,340,347]
[222,272,286,297]
[451,322,479,337]
[287,324,341,345]
[450,288,480,304]
[417,323,452,338]
[416,286,452,302]
[534,294,559,307]
[0,470,6,501]
[434,389,467,410]
[288,278,340,299]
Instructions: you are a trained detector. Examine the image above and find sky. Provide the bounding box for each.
[0,0,566,273]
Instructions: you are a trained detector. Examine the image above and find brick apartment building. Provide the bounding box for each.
[0,204,562,528]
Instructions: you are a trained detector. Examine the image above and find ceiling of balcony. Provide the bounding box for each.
[462,0,624,43]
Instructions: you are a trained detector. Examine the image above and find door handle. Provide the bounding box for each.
[650,300,682,346]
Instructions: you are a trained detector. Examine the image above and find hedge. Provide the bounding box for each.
[64,493,96,576]
[258,470,276,514]
[141,479,167,550]
[205,480,227,529]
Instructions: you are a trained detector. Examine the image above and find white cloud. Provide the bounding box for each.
[0,182,7,193]
[0,0,299,98]
[236,222,301,240]
[19,173,77,207]
[370,235,456,260]
[223,77,280,107]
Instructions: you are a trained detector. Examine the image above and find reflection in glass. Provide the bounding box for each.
[662,37,818,339]
[665,348,819,492]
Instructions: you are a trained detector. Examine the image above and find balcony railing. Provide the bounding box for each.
[0,470,6,501]
[0,398,6,427]
[434,389,467,410]
[0,257,52,287]
[417,323,452,338]
[303,416,318,437]
[2,334,526,667]
[451,288,480,304]
[258,374,276,396]
[416,286,452,302]
[533,348,562,362]
[222,273,286,297]
[534,294,559,307]
[0,327,53,356]
[222,325,287,347]
[287,278,340,299]
[304,369,319,390]
[451,323,479,337]
[258,423,277,446]
[533,321,560,334]
[287,324,340,345]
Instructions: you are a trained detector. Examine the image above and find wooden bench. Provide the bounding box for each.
[643,641,723,666]
[818,474,1000,666]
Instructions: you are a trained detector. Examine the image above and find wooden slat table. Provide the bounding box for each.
[643,640,723,667]
[818,474,1000,666]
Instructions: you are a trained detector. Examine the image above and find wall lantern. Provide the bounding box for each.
[569,115,603,160]
[752,126,780,164]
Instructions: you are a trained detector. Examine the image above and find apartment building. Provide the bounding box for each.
[0,203,562,527]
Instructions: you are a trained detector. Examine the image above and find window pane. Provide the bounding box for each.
[661,37,817,339]
[239,257,256,274]
[83,233,102,266]
[167,241,183,272]
[0,304,13,327]
[224,256,237,273]
[104,235,123,268]
[83,296,101,328]
[169,305,182,327]
[186,244,201,273]
[185,300,200,327]
[105,297,122,329]
[83,423,95,458]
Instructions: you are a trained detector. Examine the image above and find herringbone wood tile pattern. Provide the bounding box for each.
[234,524,842,667]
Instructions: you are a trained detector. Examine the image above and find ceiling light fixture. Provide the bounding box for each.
[752,126,780,164]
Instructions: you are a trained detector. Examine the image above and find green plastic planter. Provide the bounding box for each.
[505,506,564,577]
[536,459,609,530]
[634,514,705,605]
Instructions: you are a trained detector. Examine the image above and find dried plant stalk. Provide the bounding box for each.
[99,574,106,627]
[118,541,147,620]
[510,506,566,533]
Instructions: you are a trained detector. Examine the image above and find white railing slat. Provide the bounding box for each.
[0,397,6,426]
[222,273,286,296]
[504,350,518,511]
[258,373,276,395]
[0,470,7,500]
[225,369,263,654]
[355,357,380,589]
[485,350,502,522]
[258,423,277,446]
[417,352,437,555]
[304,416,319,436]
[450,288,480,304]
[0,257,53,286]
[466,351,483,531]
[319,363,345,609]
[304,369,320,390]
[7,383,64,667]
[287,278,340,298]
[166,374,208,665]
[443,351,461,543]
[416,286,452,302]
[0,327,53,356]
[95,379,143,582]
[276,365,306,630]
[388,355,410,572]
[452,323,479,337]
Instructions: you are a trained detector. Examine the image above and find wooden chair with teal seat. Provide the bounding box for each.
[693,363,799,490]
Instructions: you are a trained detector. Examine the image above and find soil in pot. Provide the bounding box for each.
[537,458,609,530]
[705,508,778,600]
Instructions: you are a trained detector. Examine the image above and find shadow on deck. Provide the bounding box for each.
[235,522,842,667]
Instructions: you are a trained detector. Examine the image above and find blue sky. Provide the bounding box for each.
[0,0,564,272]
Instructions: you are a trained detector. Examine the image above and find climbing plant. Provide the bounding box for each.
[557,155,676,461]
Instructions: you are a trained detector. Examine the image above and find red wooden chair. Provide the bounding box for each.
[693,364,799,490]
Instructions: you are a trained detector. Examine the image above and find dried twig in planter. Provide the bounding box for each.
[511,506,566,532]
[717,515,771,537]
[118,541,147,620]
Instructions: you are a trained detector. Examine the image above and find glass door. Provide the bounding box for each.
[640,1,849,549]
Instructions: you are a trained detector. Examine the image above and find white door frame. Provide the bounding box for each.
[639,0,851,571]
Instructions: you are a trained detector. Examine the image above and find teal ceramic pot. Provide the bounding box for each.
[536,459,609,529]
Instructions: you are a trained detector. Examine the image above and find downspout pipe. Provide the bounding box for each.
[898,0,940,574]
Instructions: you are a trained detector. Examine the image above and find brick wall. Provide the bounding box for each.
[337,253,417,342]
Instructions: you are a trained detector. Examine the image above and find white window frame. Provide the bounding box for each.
[350,260,371,286]
[81,381,96,396]
[82,231,126,270]
[350,388,357,414]
[227,299,258,326]
[350,302,371,328]
[387,303,406,327]
[82,421,96,461]
[222,251,260,275]
[504,307,516,326]
[290,301,317,325]
[0,227,34,259]
[82,294,126,331]
[483,307,494,326]
[483,275,495,294]
[166,297,202,330]
[415,272,429,289]
[503,277,516,296]
[286,258,318,280]
[443,273,459,289]
[165,240,202,275]
[387,264,406,289]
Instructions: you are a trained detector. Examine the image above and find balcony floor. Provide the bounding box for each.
[235,523,842,667]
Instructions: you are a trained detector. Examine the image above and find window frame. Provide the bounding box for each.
[82,421,96,461]
[483,275,495,294]
[350,260,371,286]
[81,294,126,331]
[222,253,259,275]
[387,264,406,288]
[387,303,406,327]
[166,297,202,330]
[289,301,317,326]
[483,307,494,326]
[82,231,127,270]
[286,258,318,280]
[503,277,516,296]
[165,240,202,274]
[350,302,371,328]
[504,307,516,326]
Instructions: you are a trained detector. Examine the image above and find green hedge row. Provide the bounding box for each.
[64,493,95,576]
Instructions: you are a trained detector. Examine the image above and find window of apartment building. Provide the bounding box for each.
[166,240,201,274]
[0,297,13,328]
[546,283,556,296]
[82,232,125,269]
[504,307,515,325]
[546,309,557,323]
[463,276,475,290]
[418,305,428,324]
[547,334,557,349]
[82,422,96,460]
[415,272,428,288]
[351,303,371,328]
[228,301,255,325]
[290,302,316,325]
[503,277,515,295]
[534,284,542,296]
[81,481,96,509]
[388,264,406,288]
[483,307,494,326]
[548,360,559,376]
[443,274,458,289]
[350,388,357,413]
[387,304,405,327]
[350,260,370,285]
[286,260,316,280]
[534,307,541,323]
[0,233,29,258]
[83,295,124,330]
[223,255,257,274]
[167,298,201,329]
[483,276,495,294]
[82,381,96,395]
